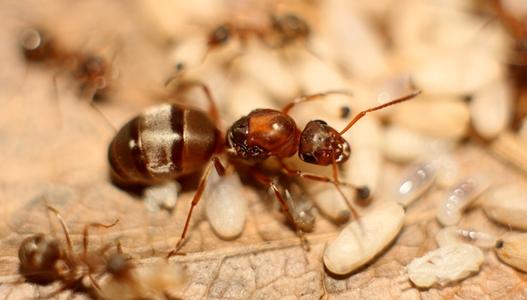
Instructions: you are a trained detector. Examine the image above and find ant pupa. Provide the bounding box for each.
[107,76,420,255]
[436,175,491,226]
[203,164,247,240]
[481,184,527,230]
[495,233,527,273]
[18,206,118,297]
[100,252,187,299]
[323,202,405,275]
[19,27,116,102]
[268,176,316,233]
[406,243,484,288]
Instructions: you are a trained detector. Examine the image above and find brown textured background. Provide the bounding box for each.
[1,1,527,299]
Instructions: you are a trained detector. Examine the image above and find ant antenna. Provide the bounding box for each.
[281,90,353,114]
[339,90,422,135]
[46,206,73,254]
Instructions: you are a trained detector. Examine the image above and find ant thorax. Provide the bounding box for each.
[227,109,300,161]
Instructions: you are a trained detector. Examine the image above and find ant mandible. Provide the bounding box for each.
[18,206,119,297]
[19,27,114,101]
[107,80,421,256]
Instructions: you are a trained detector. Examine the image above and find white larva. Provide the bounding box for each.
[407,243,484,288]
[482,184,527,230]
[237,44,299,101]
[470,78,512,140]
[436,176,491,226]
[436,227,496,249]
[204,167,247,240]
[143,181,180,212]
[346,147,382,198]
[495,234,527,272]
[388,98,470,140]
[382,125,428,163]
[308,182,350,222]
[323,202,405,275]
[393,161,436,208]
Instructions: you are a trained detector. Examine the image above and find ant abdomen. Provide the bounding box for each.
[108,103,222,185]
[18,233,63,284]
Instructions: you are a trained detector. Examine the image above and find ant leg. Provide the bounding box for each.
[46,206,73,254]
[82,219,119,256]
[339,90,421,135]
[282,90,353,115]
[167,157,226,258]
[252,171,310,251]
[278,160,362,221]
[164,79,221,126]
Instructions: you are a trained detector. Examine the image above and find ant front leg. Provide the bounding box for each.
[252,171,310,251]
[167,157,226,258]
[278,160,362,222]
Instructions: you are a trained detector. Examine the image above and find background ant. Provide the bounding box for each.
[203,11,313,63]
[108,78,420,255]
[18,205,118,298]
[19,27,115,102]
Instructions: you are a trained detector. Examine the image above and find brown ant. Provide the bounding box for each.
[107,79,421,255]
[19,27,114,101]
[18,206,119,297]
[203,12,313,62]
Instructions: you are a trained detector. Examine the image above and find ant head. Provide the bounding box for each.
[298,120,350,166]
[227,109,300,161]
[272,14,310,41]
[18,233,62,283]
[208,24,232,48]
[20,28,56,62]
[81,55,107,78]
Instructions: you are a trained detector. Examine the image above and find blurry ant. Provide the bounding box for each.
[18,205,118,297]
[100,251,187,299]
[204,12,314,62]
[19,27,115,102]
[107,78,421,255]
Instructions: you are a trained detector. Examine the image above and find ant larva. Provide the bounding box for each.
[107,78,420,255]
[18,206,118,297]
[19,27,115,101]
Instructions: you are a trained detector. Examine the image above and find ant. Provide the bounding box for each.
[18,205,119,298]
[204,12,313,62]
[107,79,421,255]
[100,251,187,299]
[19,27,114,101]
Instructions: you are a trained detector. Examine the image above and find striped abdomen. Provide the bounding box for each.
[108,104,221,185]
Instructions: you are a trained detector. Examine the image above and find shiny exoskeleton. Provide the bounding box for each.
[108,84,420,256]
[108,103,222,185]
[205,12,312,61]
[19,28,113,100]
